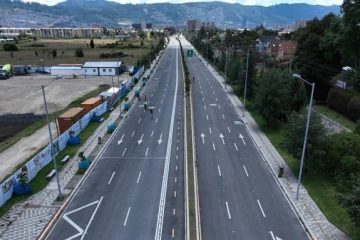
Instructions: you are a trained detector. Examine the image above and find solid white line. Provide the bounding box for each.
[122,148,127,157]
[222,114,225,119]
[206,114,209,120]
[145,147,149,156]
[257,199,266,218]
[217,165,222,177]
[243,165,249,177]
[80,196,104,240]
[108,172,115,185]
[151,131,154,137]
[225,201,232,220]
[209,127,212,134]
[138,118,141,124]
[123,207,131,226]
[137,171,142,183]
[155,42,178,240]
[131,131,135,137]
[212,143,216,151]
[234,142,238,152]
[227,126,231,133]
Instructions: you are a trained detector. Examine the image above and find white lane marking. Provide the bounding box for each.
[212,143,216,151]
[234,142,238,152]
[215,98,218,102]
[239,134,246,145]
[63,198,104,240]
[159,108,161,112]
[225,201,232,220]
[219,133,225,144]
[151,131,154,137]
[131,131,135,137]
[269,231,283,240]
[257,199,266,218]
[155,43,179,240]
[204,105,207,110]
[117,134,125,145]
[176,154,178,159]
[174,191,177,198]
[173,208,176,215]
[218,105,221,110]
[145,147,149,156]
[202,97,205,102]
[200,133,205,144]
[222,114,225,119]
[158,133,163,144]
[217,165,222,177]
[175,177,177,183]
[209,127,212,134]
[80,196,104,240]
[175,165,178,171]
[123,207,131,226]
[172,228,175,238]
[206,114,209,120]
[137,171,142,183]
[138,134,144,145]
[138,118,141,124]
[161,100,164,104]
[122,148,127,157]
[108,172,115,185]
[227,127,231,133]
[243,165,249,177]
[155,118,158,123]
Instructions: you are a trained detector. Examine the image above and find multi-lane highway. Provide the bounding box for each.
[47,37,185,240]
[180,36,309,240]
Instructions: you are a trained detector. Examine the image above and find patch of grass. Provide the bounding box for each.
[244,99,360,239]
[314,105,356,131]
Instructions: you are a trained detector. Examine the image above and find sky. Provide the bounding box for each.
[23,0,343,6]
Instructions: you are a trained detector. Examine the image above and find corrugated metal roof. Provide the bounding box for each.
[83,61,121,68]
[51,66,82,70]
[58,107,84,118]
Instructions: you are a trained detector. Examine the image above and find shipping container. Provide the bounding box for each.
[81,96,102,113]
[57,107,85,134]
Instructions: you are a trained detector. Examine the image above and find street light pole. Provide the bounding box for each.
[243,47,250,117]
[293,74,315,200]
[41,85,62,198]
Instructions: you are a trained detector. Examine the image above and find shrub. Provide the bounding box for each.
[75,48,84,57]
[3,43,18,51]
[346,98,360,122]
[327,88,360,122]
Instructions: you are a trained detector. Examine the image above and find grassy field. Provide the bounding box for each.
[244,100,360,240]
[0,38,158,66]
[314,104,356,131]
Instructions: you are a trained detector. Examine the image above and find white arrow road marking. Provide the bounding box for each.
[200,133,205,144]
[257,199,266,218]
[158,133,163,145]
[117,134,124,145]
[219,133,225,144]
[63,197,104,240]
[239,134,246,145]
[225,201,232,220]
[138,134,144,145]
[269,231,283,240]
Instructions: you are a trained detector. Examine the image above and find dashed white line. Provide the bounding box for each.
[131,131,135,137]
[151,131,154,137]
[145,147,149,156]
[137,171,142,183]
[138,118,141,124]
[222,114,225,120]
[217,165,222,177]
[227,126,231,133]
[175,177,177,183]
[257,199,266,218]
[218,105,221,109]
[122,148,127,157]
[173,208,176,215]
[123,207,131,226]
[233,142,238,152]
[209,127,212,134]
[108,172,115,185]
[206,114,209,120]
[155,118,158,123]
[225,201,232,220]
[212,143,216,151]
[174,191,177,198]
[243,165,249,177]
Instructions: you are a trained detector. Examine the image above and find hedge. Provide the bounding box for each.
[327,88,360,122]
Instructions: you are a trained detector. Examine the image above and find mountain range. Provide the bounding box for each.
[0,0,341,28]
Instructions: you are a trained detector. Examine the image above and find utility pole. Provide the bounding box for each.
[243,47,250,117]
[42,85,62,198]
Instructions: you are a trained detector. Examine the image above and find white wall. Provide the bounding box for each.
[51,68,84,76]
[84,68,99,76]
[99,67,117,76]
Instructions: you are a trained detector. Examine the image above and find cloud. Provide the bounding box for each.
[23,0,343,6]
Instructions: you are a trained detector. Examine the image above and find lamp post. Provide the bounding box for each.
[42,81,62,198]
[292,73,315,200]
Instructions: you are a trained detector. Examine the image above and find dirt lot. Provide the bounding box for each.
[0,38,157,66]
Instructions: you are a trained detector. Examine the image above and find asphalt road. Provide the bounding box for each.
[47,37,185,240]
[180,36,309,240]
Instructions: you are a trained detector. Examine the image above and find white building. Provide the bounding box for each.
[83,61,122,76]
[50,66,84,77]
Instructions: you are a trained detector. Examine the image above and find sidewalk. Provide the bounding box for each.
[198,53,349,239]
[0,79,143,240]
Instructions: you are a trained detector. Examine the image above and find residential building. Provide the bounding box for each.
[277,40,297,61]
[255,36,280,53]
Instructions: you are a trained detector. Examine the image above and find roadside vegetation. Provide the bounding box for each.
[187,0,360,238]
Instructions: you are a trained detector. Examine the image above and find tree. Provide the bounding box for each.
[340,179,360,227]
[90,39,95,49]
[355,120,360,135]
[284,110,327,168]
[52,49,57,58]
[75,48,84,57]
[3,43,18,51]
[289,77,307,112]
[254,68,291,126]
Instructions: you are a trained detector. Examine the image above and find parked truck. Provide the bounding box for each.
[0,64,12,79]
